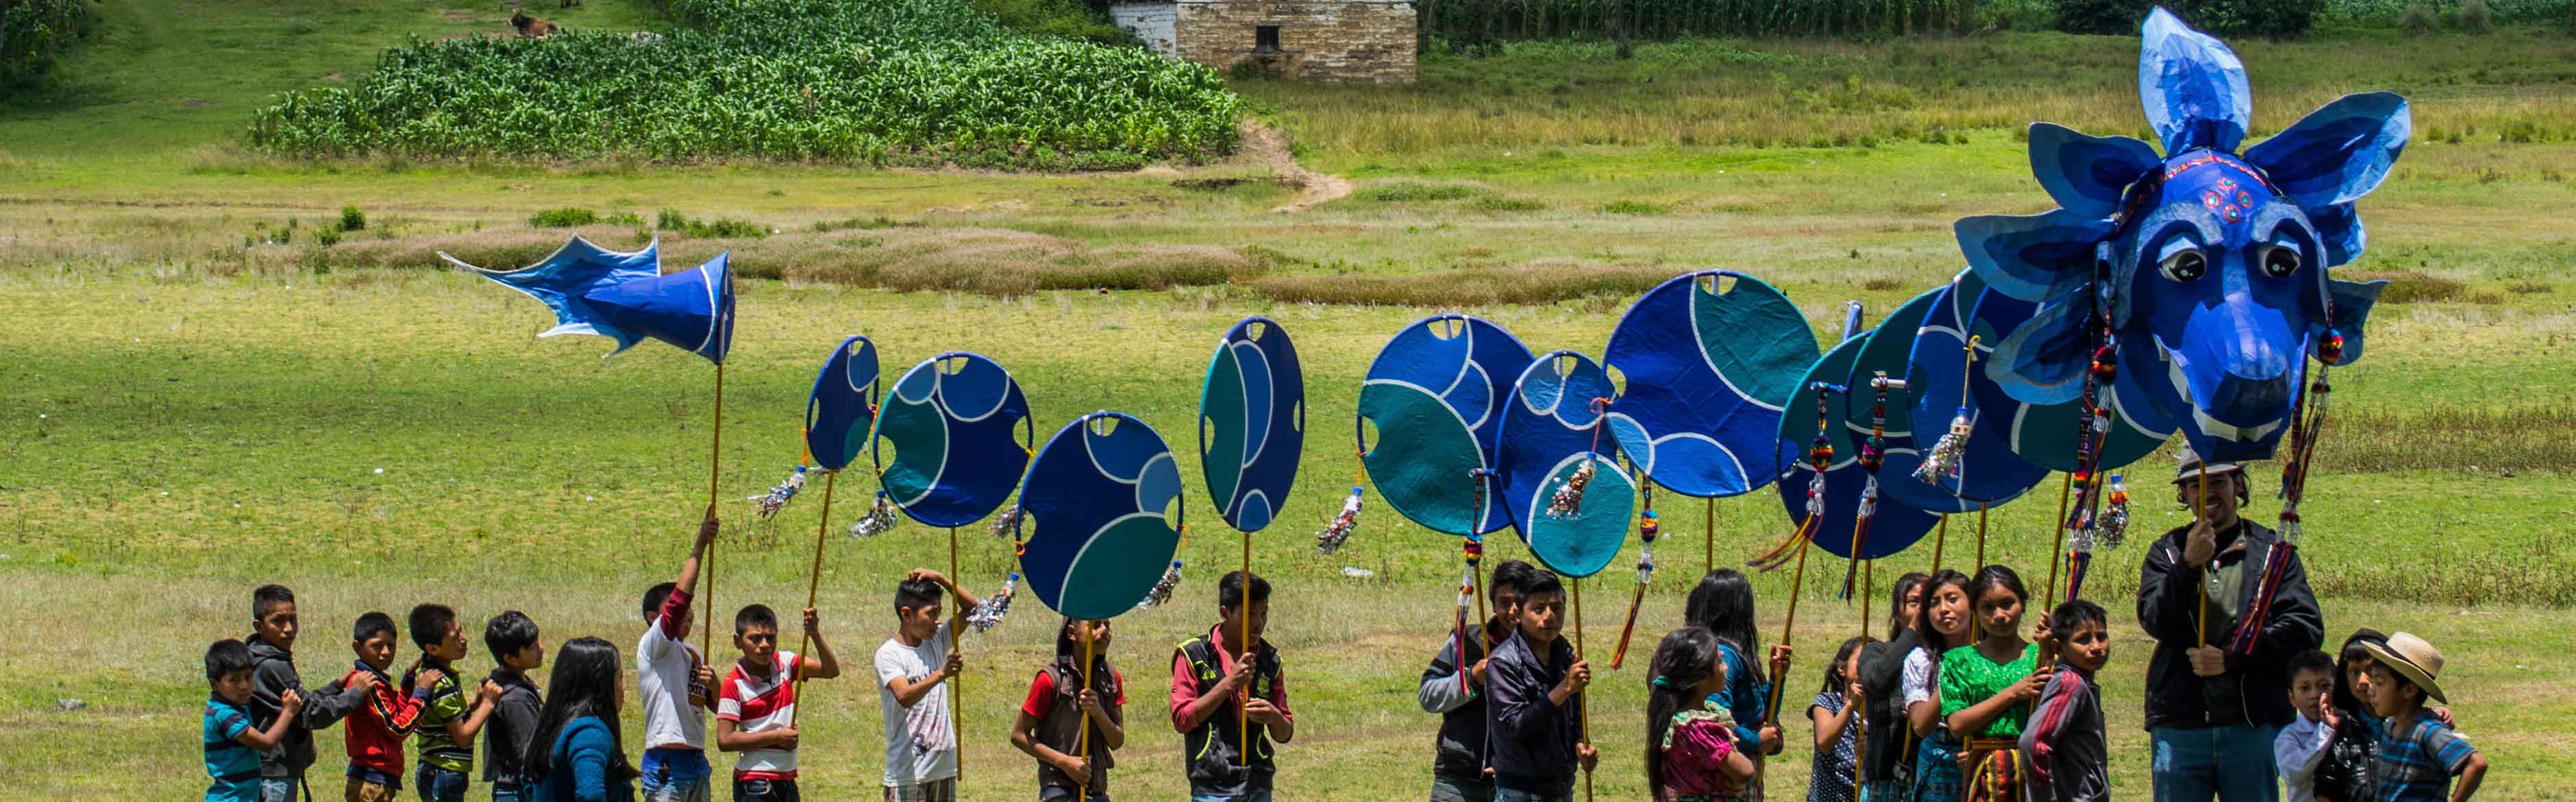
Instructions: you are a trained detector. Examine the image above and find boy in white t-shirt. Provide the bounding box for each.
[636,512,723,802]
[875,568,981,802]
[716,604,842,802]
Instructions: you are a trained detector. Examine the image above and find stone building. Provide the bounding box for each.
[1109,0,1416,84]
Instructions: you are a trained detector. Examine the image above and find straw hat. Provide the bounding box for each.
[2361,631,2449,704]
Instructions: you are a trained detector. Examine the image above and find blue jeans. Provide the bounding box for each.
[1429,774,1493,802]
[260,776,299,802]
[2151,725,2282,802]
[641,749,713,802]
[491,783,525,802]
[415,766,467,802]
[1495,789,1572,802]
[1038,785,1111,802]
[1189,793,1273,802]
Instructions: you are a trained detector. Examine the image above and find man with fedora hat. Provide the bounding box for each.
[2360,633,2487,802]
[2135,450,2323,802]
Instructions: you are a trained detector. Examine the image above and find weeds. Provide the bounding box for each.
[2351,269,2467,303]
[2324,404,2576,474]
[1598,199,1672,215]
[1248,261,1678,306]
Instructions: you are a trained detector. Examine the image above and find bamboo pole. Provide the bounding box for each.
[1076,629,1096,799]
[1240,531,1252,768]
[1574,577,1592,802]
[787,470,838,728]
[950,525,964,787]
[702,363,726,659]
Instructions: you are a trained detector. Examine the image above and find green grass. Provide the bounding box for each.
[5,1,2576,797]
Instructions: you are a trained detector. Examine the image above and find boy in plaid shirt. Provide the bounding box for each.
[2357,632,2486,802]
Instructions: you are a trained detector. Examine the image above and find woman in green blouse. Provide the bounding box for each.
[1939,565,2049,802]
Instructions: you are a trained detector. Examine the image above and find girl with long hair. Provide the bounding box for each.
[1940,566,2046,802]
[523,637,637,802]
[1645,627,1755,802]
[1904,570,1976,802]
[1686,569,1786,801]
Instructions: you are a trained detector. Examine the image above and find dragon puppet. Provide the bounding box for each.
[1959,7,2403,465]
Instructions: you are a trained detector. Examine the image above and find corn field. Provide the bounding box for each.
[245,0,1242,167]
[1420,0,1994,46]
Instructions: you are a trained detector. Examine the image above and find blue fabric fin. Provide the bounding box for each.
[1987,295,2093,405]
[2244,92,2410,209]
[2320,278,2386,365]
[2309,203,2364,267]
[2139,6,2251,156]
[1955,210,2118,303]
[445,236,662,355]
[582,252,735,365]
[2027,123,2161,219]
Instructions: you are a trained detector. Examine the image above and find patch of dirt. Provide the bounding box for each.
[1235,119,1350,214]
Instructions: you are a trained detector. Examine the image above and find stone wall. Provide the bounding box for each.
[1174,1,1416,84]
[1109,2,1180,58]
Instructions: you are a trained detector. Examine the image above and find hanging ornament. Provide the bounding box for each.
[967,573,1016,633]
[1635,509,1660,585]
[1315,486,1364,555]
[848,494,899,537]
[989,504,1024,539]
[1912,406,1972,485]
[750,465,808,519]
[1546,459,1596,519]
[1138,560,1184,609]
[2098,474,2131,549]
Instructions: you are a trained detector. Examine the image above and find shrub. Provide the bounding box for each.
[340,207,367,232]
[2055,0,2157,34]
[2400,3,2439,35]
[2351,269,2465,304]
[530,208,601,228]
[654,210,769,239]
[1,0,102,91]
[2462,0,2493,34]
[1359,182,1480,202]
[1598,199,1672,215]
[1468,195,1546,212]
[246,0,1241,167]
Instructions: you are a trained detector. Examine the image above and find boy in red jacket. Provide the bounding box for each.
[340,611,432,801]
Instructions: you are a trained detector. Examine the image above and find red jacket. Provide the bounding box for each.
[338,661,427,776]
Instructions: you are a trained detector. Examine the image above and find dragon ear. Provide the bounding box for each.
[2319,278,2386,365]
[2244,92,2410,209]
[1955,210,2119,304]
[1985,295,2094,406]
[2140,6,2251,156]
[2028,123,2162,219]
[2308,202,2364,267]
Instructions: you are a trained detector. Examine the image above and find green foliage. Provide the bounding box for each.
[2401,1,2442,32]
[963,0,1126,43]
[1420,0,1993,47]
[2054,0,2155,33]
[339,206,367,232]
[1,0,101,91]
[655,210,769,239]
[2060,0,2323,38]
[529,207,599,228]
[2328,0,2576,25]
[1359,182,1480,202]
[1980,0,2060,30]
[247,0,1239,167]
[2463,0,2495,32]
[1598,199,1672,214]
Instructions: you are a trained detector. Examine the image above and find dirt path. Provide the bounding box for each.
[1236,119,1352,213]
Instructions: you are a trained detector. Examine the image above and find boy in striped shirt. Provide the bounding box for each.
[717,604,843,802]
[407,604,504,802]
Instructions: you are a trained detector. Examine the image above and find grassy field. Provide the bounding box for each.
[4,1,2575,798]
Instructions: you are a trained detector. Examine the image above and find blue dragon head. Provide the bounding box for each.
[1957,7,2405,463]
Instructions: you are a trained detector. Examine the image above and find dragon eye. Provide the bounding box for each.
[2259,245,2301,278]
[2158,249,2207,282]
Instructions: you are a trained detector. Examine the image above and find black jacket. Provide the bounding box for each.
[1855,628,1922,783]
[245,635,370,777]
[2135,519,2322,731]
[1419,620,1507,782]
[1487,629,1585,797]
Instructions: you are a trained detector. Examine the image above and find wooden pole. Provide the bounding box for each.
[1076,629,1096,799]
[2194,472,2211,646]
[2046,470,2075,605]
[1974,502,1988,568]
[702,362,726,659]
[1766,537,1811,728]
[787,470,838,728]
[1575,577,1592,802]
[1930,514,1948,574]
[1705,496,1716,575]
[950,525,964,787]
[1239,530,1252,768]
